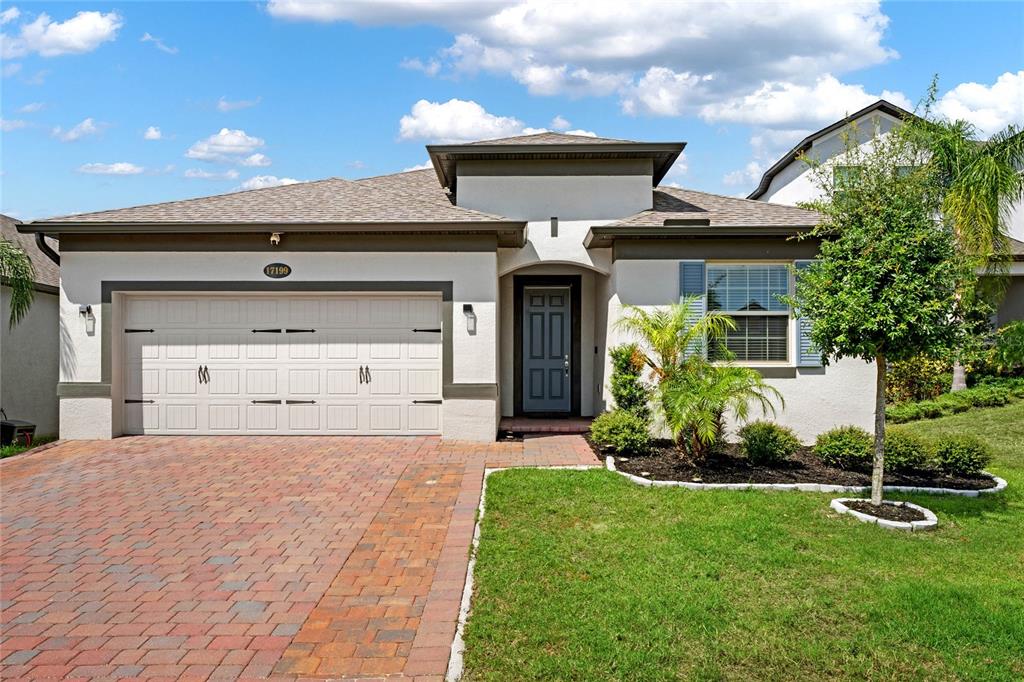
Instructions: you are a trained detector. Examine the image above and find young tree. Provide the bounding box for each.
[795,130,967,505]
[901,82,1024,391]
[0,237,35,328]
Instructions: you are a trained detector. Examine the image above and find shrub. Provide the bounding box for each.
[886,402,923,424]
[886,356,950,403]
[932,435,992,476]
[989,321,1024,376]
[883,430,932,471]
[590,410,650,455]
[608,344,651,419]
[738,421,800,466]
[814,426,873,470]
[934,392,972,414]
[915,400,944,419]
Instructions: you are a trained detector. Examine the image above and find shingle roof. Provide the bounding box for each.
[1,214,59,290]
[355,169,454,207]
[33,176,505,225]
[466,132,636,145]
[608,187,821,228]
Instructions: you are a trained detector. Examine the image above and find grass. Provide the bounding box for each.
[0,435,56,459]
[462,403,1024,681]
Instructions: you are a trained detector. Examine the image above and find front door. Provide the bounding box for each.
[522,287,571,413]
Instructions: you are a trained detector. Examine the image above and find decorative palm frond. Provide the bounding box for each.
[0,237,35,328]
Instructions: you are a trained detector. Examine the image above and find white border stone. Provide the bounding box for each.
[605,456,1007,496]
[829,498,938,531]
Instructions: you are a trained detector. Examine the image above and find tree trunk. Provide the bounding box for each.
[951,359,968,392]
[871,354,887,506]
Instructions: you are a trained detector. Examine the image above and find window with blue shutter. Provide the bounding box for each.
[794,260,823,367]
[678,260,706,358]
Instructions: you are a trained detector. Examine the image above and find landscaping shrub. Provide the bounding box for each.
[814,426,873,470]
[915,400,944,419]
[590,409,650,455]
[608,344,651,419]
[886,402,923,424]
[988,321,1024,376]
[932,435,992,476]
[883,430,932,471]
[738,421,800,466]
[886,356,949,403]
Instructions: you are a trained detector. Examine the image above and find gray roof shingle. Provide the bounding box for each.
[2,214,59,289]
[466,132,635,145]
[609,187,821,228]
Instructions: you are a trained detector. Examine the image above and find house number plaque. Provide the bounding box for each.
[263,263,291,279]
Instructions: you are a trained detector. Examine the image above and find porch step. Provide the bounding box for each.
[499,417,593,434]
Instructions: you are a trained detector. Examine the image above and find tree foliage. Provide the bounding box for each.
[0,237,35,328]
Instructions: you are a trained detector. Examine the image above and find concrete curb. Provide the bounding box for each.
[605,456,1007,497]
[830,498,939,531]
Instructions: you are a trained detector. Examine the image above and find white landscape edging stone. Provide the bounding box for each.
[605,456,1007,497]
[829,497,938,532]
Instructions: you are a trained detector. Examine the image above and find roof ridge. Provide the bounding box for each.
[659,185,816,212]
[354,168,434,182]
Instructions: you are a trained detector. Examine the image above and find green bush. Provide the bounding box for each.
[883,430,932,471]
[608,344,651,419]
[886,356,950,403]
[814,426,873,470]
[968,386,1011,407]
[989,321,1024,375]
[738,421,800,466]
[932,435,992,476]
[886,402,923,424]
[934,392,972,414]
[590,410,650,455]
[915,400,944,418]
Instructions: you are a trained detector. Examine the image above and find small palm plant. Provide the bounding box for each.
[0,237,35,328]
[616,296,783,459]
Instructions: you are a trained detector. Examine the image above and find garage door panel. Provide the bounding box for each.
[369,404,402,431]
[208,369,241,395]
[326,369,359,396]
[246,369,278,395]
[166,369,199,395]
[368,369,401,396]
[246,404,278,430]
[165,299,199,325]
[287,404,320,430]
[369,339,401,360]
[209,299,242,324]
[209,334,242,359]
[288,369,320,394]
[166,334,198,359]
[247,338,278,359]
[326,404,359,431]
[325,298,360,326]
[208,404,241,430]
[247,299,279,324]
[409,404,441,431]
[408,369,440,396]
[165,404,198,431]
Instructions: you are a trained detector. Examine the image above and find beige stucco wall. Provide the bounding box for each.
[1,286,60,436]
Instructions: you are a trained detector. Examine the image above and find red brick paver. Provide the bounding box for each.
[1,435,597,679]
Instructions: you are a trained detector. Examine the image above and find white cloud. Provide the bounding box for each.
[2,62,21,77]
[240,153,272,167]
[1,10,121,58]
[184,168,239,180]
[399,98,527,142]
[238,175,301,190]
[402,160,434,172]
[0,7,20,25]
[723,161,764,188]
[1,118,27,132]
[52,117,100,142]
[217,96,261,112]
[78,162,144,175]
[400,57,440,76]
[140,32,178,55]
[186,128,265,163]
[550,115,571,131]
[935,71,1024,137]
[143,125,162,140]
[17,101,43,113]
[659,151,689,188]
[266,1,500,25]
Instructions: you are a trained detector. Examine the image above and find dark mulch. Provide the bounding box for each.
[843,499,927,522]
[595,439,996,490]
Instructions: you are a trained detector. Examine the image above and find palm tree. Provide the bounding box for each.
[615,296,783,459]
[0,237,35,328]
[902,87,1024,390]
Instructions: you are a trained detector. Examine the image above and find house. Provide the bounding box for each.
[19,132,876,443]
[1,214,61,437]
[748,99,1024,327]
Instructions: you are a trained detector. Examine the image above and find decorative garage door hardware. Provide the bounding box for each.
[197,366,210,384]
[124,399,155,404]
[285,328,316,333]
[251,328,283,333]
[124,328,155,333]
[251,399,283,405]
[412,327,442,333]
[359,366,373,384]
[412,399,443,404]
[285,399,317,405]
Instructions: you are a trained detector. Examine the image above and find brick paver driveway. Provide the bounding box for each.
[1,436,597,680]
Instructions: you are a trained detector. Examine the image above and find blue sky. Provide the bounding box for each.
[1,1,1022,220]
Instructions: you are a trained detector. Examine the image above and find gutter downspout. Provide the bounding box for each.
[35,232,60,266]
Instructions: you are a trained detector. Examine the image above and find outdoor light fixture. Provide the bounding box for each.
[270,232,282,246]
[79,304,95,334]
[463,303,476,335]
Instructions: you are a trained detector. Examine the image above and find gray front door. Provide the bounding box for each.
[522,287,571,413]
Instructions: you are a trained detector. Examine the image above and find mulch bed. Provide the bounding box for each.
[843,499,927,522]
[596,439,996,491]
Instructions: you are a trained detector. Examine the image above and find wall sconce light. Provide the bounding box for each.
[79,304,95,334]
[270,232,282,246]
[550,216,558,238]
[463,303,477,335]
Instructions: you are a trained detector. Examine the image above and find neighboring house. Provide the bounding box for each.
[20,132,874,443]
[1,215,61,437]
[749,99,1024,327]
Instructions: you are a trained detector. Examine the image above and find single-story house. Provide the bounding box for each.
[2,214,61,437]
[749,99,1024,326]
[20,132,877,443]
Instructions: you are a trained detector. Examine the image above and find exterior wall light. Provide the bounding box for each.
[463,303,476,335]
[270,232,282,246]
[79,304,95,334]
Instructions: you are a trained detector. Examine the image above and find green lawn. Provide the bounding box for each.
[463,403,1024,681]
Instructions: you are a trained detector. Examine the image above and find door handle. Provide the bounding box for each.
[359,366,365,384]
[365,366,371,382]
[564,354,570,377]
[202,366,210,384]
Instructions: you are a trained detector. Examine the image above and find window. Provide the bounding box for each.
[707,264,789,362]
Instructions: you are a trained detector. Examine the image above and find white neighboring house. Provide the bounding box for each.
[2,215,61,437]
[748,99,1024,326]
[20,132,877,443]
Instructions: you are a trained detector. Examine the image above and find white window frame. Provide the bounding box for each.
[704,260,795,366]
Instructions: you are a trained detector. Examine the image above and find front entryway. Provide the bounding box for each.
[522,287,571,412]
[119,293,443,435]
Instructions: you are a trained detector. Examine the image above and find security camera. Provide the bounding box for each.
[270,232,282,246]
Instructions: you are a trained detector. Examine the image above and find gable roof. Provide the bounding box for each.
[608,187,820,228]
[747,99,914,200]
[2,214,59,292]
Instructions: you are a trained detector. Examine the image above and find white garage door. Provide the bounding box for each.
[121,293,443,435]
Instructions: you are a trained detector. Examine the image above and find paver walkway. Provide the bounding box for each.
[0,435,598,680]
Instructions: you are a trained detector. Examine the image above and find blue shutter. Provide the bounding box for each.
[679,260,706,358]
[794,260,823,367]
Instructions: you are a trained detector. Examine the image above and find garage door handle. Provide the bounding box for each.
[251,399,282,404]
[252,328,283,334]
[365,366,371,382]
[412,400,442,405]
[285,400,316,405]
